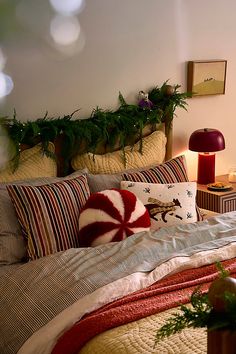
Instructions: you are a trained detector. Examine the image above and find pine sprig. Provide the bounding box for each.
[155,263,236,346]
[216,261,230,278]
[155,289,211,344]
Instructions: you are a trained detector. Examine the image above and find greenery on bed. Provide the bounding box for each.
[155,263,236,344]
[0,81,190,171]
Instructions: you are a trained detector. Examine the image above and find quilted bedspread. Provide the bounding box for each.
[80,307,207,354]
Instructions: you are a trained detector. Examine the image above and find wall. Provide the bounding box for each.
[0,0,235,180]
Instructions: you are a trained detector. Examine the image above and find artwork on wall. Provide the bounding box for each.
[187,60,227,96]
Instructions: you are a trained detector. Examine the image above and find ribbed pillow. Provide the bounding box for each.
[0,143,57,183]
[122,155,203,221]
[6,175,90,260]
[78,189,151,247]
[71,130,167,174]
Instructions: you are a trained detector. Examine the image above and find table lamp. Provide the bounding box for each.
[189,128,225,184]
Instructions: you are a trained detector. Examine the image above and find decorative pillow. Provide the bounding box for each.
[86,155,189,194]
[121,181,197,229]
[6,175,90,260]
[71,130,167,174]
[122,155,188,184]
[0,170,88,265]
[78,189,151,247]
[122,155,203,222]
[0,143,57,183]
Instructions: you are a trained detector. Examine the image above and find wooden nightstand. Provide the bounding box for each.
[196,175,236,213]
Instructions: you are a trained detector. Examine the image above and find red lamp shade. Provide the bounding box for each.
[189,128,225,184]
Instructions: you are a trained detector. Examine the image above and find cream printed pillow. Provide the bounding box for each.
[120,181,197,230]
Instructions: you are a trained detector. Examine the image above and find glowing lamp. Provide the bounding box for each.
[189,128,225,184]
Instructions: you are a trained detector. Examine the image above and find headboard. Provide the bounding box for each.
[0,82,188,177]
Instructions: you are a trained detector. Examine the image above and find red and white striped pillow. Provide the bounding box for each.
[78,189,151,247]
[7,175,90,260]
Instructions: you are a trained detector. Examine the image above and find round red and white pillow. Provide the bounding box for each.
[78,189,151,247]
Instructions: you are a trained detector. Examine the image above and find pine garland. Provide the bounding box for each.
[0,81,190,172]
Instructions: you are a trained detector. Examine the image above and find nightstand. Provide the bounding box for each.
[196,175,236,213]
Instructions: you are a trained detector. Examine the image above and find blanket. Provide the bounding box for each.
[1,212,236,354]
[52,258,236,353]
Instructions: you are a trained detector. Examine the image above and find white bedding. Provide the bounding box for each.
[1,212,236,354]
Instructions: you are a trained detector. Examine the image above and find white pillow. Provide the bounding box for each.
[120,181,197,230]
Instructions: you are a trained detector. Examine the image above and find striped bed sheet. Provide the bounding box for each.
[1,211,236,354]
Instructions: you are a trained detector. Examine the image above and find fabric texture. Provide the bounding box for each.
[122,155,188,184]
[121,181,197,229]
[122,155,203,221]
[0,143,57,183]
[87,172,123,194]
[71,130,167,174]
[52,258,236,354]
[78,189,150,247]
[7,175,90,260]
[79,307,206,354]
[2,211,236,354]
[0,170,88,265]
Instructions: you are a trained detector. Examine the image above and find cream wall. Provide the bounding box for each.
[0,0,235,180]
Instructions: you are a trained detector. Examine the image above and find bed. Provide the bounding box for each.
[1,115,235,354]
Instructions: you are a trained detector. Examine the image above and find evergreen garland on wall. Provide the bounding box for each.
[0,81,190,171]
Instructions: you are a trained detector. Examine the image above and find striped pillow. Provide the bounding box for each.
[6,175,90,260]
[122,155,203,221]
[122,155,188,183]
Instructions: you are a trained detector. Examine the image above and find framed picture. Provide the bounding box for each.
[187,60,227,96]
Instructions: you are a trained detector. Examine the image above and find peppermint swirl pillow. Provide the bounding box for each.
[78,189,150,247]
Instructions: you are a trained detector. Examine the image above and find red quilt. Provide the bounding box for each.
[52,257,236,354]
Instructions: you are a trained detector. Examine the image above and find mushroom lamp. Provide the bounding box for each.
[189,128,225,184]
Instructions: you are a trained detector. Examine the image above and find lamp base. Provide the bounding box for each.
[197,153,215,184]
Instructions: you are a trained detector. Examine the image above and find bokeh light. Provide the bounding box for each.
[0,72,14,98]
[49,0,84,15]
[50,15,80,46]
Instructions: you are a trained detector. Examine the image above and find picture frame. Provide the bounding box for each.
[187,60,227,96]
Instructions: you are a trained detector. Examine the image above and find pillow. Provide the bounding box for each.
[121,181,197,229]
[78,189,151,247]
[0,143,57,183]
[122,155,202,222]
[71,130,167,174]
[0,170,88,265]
[86,155,188,194]
[87,172,123,194]
[6,174,90,260]
[122,155,189,183]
